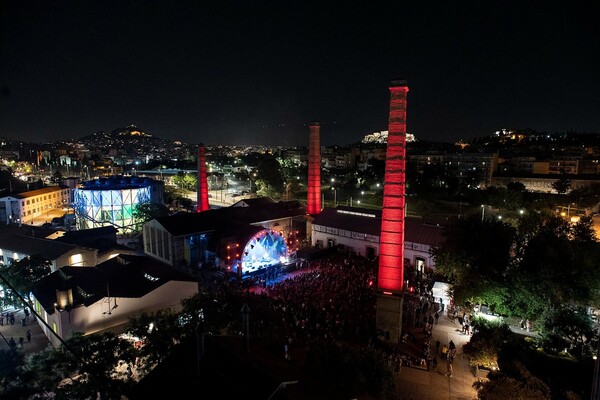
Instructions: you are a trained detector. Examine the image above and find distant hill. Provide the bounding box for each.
[73,125,186,151]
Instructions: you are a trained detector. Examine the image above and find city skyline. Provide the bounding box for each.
[1,1,599,146]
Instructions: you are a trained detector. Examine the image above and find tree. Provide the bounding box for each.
[476,366,551,400]
[182,174,197,191]
[0,254,52,310]
[430,214,515,309]
[513,213,600,310]
[552,172,572,194]
[163,185,188,205]
[0,349,29,399]
[126,309,184,373]
[464,318,512,370]
[133,202,170,229]
[255,154,284,198]
[3,331,137,400]
[52,170,64,184]
[538,305,598,358]
[171,172,196,190]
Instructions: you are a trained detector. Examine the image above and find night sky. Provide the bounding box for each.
[1,1,599,146]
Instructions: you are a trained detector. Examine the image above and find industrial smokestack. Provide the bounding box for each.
[196,144,210,212]
[377,80,409,294]
[307,121,321,215]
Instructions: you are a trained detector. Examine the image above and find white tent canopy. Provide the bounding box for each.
[432,281,453,307]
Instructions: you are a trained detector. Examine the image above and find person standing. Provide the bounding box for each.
[26,329,32,342]
[526,319,531,333]
[435,339,441,354]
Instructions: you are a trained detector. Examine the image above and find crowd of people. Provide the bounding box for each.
[246,251,455,376]
[264,252,378,348]
[1,307,34,352]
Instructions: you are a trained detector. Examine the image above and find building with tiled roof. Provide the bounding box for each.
[231,196,276,208]
[0,224,98,271]
[31,253,199,347]
[143,199,307,279]
[311,205,445,275]
[0,185,71,225]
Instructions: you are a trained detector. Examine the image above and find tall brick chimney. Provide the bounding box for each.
[376,79,409,344]
[196,144,210,212]
[307,121,322,215]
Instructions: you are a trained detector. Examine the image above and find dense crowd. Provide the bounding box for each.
[265,252,378,346]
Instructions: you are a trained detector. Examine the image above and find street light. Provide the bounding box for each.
[481,205,485,222]
[331,187,337,206]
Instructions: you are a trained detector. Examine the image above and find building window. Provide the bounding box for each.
[70,253,83,266]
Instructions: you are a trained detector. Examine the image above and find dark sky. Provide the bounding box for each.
[1,1,599,146]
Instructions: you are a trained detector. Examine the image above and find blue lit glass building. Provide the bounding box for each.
[73,176,163,234]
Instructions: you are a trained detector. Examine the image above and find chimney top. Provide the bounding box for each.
[390,79,408,87]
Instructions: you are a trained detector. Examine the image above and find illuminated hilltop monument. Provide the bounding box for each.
[376,79,409,343]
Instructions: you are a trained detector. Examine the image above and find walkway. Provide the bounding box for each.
[397,310,479,400]
[0,306,50,354]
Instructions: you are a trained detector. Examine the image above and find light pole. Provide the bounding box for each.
[89,266,117,316]
[267,381,299,400]
[331,187,336,206]
[481,205,485,222]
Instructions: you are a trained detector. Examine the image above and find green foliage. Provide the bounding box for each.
[552,173,572,194]
[514,214,600,308]
[132,201,170,228]
[126,309,183,371]
[537,306,598,358]
[476,361,551,400]
[0,348,31,399]
[433,209,600,319]
[8,332,137,400]
[255,154,284,198]
[51,332,136,399]
[430,214,515,307]
[171,172,197,191]
[0,254,52,309]
[179,289,235,336]
[463,318,511,369]
[163,184,187,204]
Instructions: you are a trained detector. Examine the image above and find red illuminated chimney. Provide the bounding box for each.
[307,121,321,215]
[377,80,409,294]
[196,144,210,212]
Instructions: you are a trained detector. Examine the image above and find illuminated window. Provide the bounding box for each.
[70,253,83,266]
